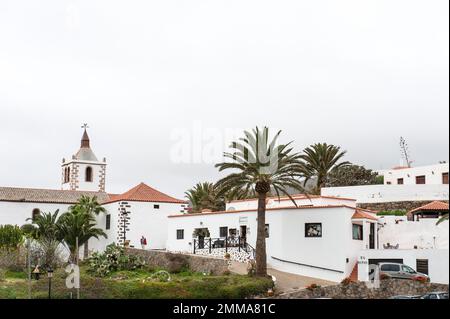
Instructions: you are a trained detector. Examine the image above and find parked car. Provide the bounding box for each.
[421,292,449,299]
[378,263,430,282]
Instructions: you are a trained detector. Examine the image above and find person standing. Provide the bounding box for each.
[140,236,147,250]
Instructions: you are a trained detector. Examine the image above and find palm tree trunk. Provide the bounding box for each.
[83,240,89,259]
[255,192,268,277]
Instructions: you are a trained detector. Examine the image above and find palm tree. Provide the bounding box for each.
[23,210,65,268]
[215,127,306,276]
[185,182,225,213]
[59,209,107,263]
[70,196,106,258]
[300,143,350,194]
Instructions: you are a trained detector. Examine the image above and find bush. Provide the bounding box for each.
[0,225,23,250]
[377,210,407,216]
[88,244,146,277]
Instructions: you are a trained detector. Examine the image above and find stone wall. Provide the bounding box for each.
[275,279,449,299]
[195,248,253,263]
[357,200,449,212]
[126,249,229,275]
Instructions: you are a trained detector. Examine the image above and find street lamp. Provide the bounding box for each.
[47,267,54,299]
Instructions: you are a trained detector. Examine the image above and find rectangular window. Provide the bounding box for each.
[176,229,184,240]
[352,224,363,240]
[416,259,429,275]
[154,204,160,209]
[416,175,426,184]
[397,178,404,185]
[265,224,270,238]
[219,227,228,238]
[443,172,449,184]
[305,223,322,238]
[105,214,111,230]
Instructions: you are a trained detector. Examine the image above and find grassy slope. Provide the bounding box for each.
[0,267,273,299]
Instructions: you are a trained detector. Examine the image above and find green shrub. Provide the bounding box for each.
[0,225,23,250]
[87,244,146,277]
[377,210,407,216]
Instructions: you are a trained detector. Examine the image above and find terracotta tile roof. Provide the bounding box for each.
[352,209,378,221]
[408,201,449,215]
[0,187,111,204]
[105,183,186,204]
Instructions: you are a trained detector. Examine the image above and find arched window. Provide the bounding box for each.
[64,167,71,183]
[65,167,69,183]
[32,208,40,221]
[85,166,93,182]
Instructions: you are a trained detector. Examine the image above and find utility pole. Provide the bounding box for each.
[27,238,31,299]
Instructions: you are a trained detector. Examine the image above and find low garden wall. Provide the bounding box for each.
[274,279,449,299]
[195,247,253,263]
[126,249,229,275]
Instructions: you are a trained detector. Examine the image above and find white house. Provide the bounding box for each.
[377,163,449,186]
[167,195,380,282]
[356,201,449,284]
[321,163,449,205]
[90,183,187,252]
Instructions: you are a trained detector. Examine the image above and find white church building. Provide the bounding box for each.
[0,128,187,253]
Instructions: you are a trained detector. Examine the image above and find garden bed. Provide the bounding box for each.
[0,266,273,299]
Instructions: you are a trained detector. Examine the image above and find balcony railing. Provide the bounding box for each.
[193,236,255,259]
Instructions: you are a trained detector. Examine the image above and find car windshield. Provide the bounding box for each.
[402,265,416,273]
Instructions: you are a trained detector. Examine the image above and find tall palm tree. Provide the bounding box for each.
[59,209,107,262]
[185,182,225,213]
[23,210,65,268]
[215,127,306,276]
[300,143,350,194]
[70,196,106,258]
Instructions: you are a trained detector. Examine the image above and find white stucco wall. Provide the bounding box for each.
[0,201,72,226]
[321,184,449,203]
[358,249,449,284]
[227,196,356,211]
[378,218,448,250]
[167,206,368,282]
[90,200,186,253]
[378,163,449,185]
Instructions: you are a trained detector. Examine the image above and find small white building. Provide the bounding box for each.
[321,163,449,205]
[90,183,187,252]
[377,163,449,186]
[167,195,380,282]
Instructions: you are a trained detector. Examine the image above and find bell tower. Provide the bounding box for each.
[61,125,107,192]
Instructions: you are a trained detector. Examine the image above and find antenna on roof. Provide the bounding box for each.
[400,137,413,168]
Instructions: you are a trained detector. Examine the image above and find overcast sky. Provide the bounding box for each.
[0,0,448,199]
